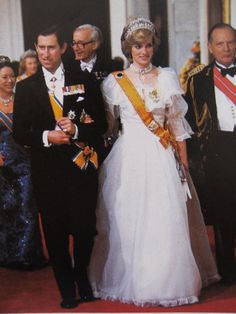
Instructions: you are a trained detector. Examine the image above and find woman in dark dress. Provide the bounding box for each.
[0,59,46,269]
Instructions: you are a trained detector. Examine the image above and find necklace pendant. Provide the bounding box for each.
[130,63,153,75]
[0,94,13,106]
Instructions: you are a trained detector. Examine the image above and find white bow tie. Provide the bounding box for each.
[80,62,93,72]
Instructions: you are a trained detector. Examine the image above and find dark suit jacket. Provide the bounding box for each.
[73,53,123,85]
[185,61,236,222]
[185,62,218,141]
[13,66,107,189]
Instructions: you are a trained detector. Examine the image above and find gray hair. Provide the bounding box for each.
[73,24,103,45]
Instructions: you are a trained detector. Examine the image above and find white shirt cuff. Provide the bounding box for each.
[72,124,78,139]
[43,130,52,147]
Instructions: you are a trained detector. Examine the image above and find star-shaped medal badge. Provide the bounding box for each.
[68,110,76,120]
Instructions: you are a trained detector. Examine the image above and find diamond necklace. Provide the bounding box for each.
[130,63,153,75]
[0,94,13,107]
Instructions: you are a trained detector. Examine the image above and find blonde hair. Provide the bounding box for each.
[18,49,38,75]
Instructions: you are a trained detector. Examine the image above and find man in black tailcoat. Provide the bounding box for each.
[13,25,107,308]
[71,24,123,85]
[71,24,123,154]
[185,23,236,284]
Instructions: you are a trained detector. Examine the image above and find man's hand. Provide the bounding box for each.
[0,153,5,166]
[48,130,71,145]
[57,117,76,136]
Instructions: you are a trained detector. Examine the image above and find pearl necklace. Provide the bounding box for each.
[0,94,13,107]
[130,63,153,75]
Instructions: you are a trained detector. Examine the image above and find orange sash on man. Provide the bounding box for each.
[48,93,63,119]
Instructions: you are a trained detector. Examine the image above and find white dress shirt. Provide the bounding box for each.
[43,64,65,104]
[214,61,236,131]
[42,64,78,146]
[80,55,97,72]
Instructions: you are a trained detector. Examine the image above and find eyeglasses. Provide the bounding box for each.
[71,40,94,49]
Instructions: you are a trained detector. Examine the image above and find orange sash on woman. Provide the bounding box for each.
[112,71,187,182]
[112,71,177,150]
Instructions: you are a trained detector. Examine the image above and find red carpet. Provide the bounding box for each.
[1,227,236,313]
[1,263,236,313]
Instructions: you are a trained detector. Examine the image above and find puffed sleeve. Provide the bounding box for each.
[166,94,193,141]
[158,68,193,141]
[101,73,124,118]
[101,73,122,137]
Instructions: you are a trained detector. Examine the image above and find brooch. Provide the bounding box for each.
[149,88,161,103]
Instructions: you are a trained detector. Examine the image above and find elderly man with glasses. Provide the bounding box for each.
[71,24,123,85]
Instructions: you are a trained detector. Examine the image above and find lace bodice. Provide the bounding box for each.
[101,66,192,141]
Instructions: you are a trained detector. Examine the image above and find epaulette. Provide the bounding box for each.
[188,64,206,77]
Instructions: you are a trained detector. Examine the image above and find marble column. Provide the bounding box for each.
[109,0,149,63]
[0,0,24,61]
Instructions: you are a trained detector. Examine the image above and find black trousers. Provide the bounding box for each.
[205,131,236,278]
[35,170,98,300]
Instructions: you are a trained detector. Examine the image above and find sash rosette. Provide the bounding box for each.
[73,142,98,170]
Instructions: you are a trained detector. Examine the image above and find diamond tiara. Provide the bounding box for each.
[124,18,155,39]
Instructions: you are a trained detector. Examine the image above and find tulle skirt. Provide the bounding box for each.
[89,123,220,307]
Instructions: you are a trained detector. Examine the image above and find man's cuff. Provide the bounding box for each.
[72,124,78,139]
[43,131,52,147]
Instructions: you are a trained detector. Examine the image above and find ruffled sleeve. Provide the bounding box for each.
[101,73,123,119]
[157,68,193,141]
[166,94,193,141]
[101,73,122,137]
[157,67,183,105]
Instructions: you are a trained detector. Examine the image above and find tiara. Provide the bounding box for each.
[0,55,10,63]
[124,18,155,39]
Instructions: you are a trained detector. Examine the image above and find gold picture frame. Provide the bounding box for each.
[222,0,231,23]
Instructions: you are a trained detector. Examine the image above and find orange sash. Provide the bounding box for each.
[113,71,187,182]
[73,142,98,170]
[112,71,177,150]
[48,93,63,119]
[48,93,98,170]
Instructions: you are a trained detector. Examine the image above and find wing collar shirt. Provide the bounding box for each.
[80,54,97,72]
[42,63,78,146]
[214,61,236,131]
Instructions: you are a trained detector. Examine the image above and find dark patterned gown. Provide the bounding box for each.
[0,111,46,269]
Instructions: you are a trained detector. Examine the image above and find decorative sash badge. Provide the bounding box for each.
[73,142,98,170]
[67,110,76,120]
[62,84,85,96]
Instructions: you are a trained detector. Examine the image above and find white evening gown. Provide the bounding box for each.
[89,67,220,307]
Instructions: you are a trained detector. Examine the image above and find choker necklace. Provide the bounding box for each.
[130,63,153,75]
[0,95,13,107]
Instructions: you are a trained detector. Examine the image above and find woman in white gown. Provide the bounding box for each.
[89,18,220,307]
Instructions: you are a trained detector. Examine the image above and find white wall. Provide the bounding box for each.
[0,0,24,61]
[199,0,209,65]
[109,0,149,62]
[168,0,199,74]
[231,0,236,29]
